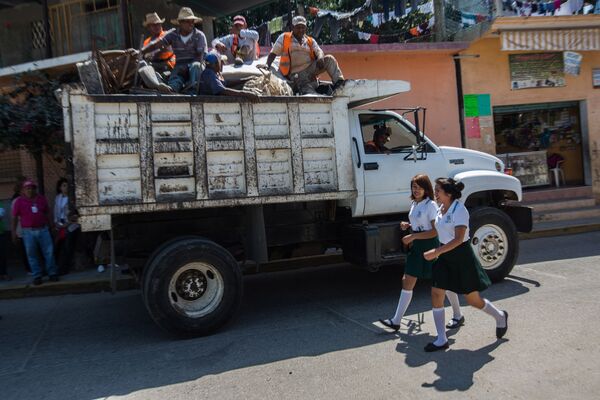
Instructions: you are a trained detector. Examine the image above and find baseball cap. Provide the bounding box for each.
[233,15,246,26]
[292,16,307,26]
[205,53,219,65]
[23,180,37,188]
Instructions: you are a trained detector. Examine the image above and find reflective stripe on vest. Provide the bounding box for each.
[279,32,315,78]
[143,30,176,69]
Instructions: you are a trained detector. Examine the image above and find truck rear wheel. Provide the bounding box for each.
[469,207,519,283]
[142,237,243,337]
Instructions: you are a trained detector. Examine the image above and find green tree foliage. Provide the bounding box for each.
[0,73,64,194]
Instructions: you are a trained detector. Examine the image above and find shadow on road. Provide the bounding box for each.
[1,262,533,400]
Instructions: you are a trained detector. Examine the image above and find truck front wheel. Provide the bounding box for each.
[142,237,243,337]
[469,207,519,283]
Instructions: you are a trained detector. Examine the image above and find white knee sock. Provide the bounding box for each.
[391,289,413,325]
[482,298,506,328]
[432,307,447,346]
[446,291,463,320]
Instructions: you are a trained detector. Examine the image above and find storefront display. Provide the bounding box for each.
[494,101,584,187]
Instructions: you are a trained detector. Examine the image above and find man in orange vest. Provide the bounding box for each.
[259,15,344,95]
[212,15,259,66]
[137,12,176,92]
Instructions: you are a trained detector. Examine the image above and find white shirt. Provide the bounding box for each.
[434,200,470,244]
[54,193,69,226]
[408,198,438,232]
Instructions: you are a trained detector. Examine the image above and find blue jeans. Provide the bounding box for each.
[168,61,203,93]
[22,227,57,278]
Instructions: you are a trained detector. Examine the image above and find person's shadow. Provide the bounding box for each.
[396,330,508,392]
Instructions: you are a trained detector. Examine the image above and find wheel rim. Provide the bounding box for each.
[471,224,508,270]
[168,262,225,318]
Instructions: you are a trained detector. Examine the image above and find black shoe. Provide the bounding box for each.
[378,318,400,332]
[33,277,43,286]
[446,316,465,329]
[49,275,59,282]
[496,311,508,339]
[332,79,346,91]
[424,341,449,352]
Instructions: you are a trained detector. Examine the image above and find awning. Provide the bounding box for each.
[501,28,600,51]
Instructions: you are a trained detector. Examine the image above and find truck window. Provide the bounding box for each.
[359,114,418,154]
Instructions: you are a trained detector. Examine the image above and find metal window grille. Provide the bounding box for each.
[31,20,47,49]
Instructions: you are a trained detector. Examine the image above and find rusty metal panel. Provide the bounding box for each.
[204,103,243,139]
[303,147,338,193]
[206,140,244,152]
[256,149,293,195]
[70,95,97,206]
[287,102,305,194]
[331,98,356,192]
[139,103,155,203]
[253,103,289,139]
[241,103,258,197]
[97,154,142,204]
[152,122,192,141]
[150,103,191,122]
[155,177,196,199]
[94,103,139,140]
[299,103,333,138]
[95,141,140,155]
[154,152,194,177]
[191,103,208,200]
[254,139,290,150]
[206,151,246,198]
[79,214,111,232]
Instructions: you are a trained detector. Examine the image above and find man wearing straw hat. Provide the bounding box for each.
[142,7,207,93]
[136,12,176,93]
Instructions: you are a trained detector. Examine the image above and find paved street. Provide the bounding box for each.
[1,231,599,400]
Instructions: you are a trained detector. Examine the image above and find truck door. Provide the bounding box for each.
[356,112,447,216]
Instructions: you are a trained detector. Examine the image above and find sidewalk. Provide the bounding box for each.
[0,264,136,300]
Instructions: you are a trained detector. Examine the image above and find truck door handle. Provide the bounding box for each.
[351,137,362,168]
[364,162,379,170]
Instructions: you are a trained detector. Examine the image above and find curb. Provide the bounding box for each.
[519,223,600,240]
[0,277,136,300]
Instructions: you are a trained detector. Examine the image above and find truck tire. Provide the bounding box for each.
[469,207,519,283]
[142,237,243,337]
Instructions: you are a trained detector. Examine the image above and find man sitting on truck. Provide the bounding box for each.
[258,16,345,95]
[141,7,207,94]
[198,53,259,99]
[136,12,176,93]
[212,15,260,66]
[365,125,391,154]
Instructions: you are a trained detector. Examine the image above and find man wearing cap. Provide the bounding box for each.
[212,15,260,66]
[142,7,207,93]
[11,180,58,285]
[136,12,176,93]
[260,15,344,95]
[198,53,259,99]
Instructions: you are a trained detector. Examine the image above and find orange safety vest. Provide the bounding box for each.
[231,34,260,59]
[279,32,315,78]
[144,30,176,70]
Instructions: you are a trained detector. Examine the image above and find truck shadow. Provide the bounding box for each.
[1,263,533,400]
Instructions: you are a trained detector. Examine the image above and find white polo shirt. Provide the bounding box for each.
[408,198,438,232]
[435,200,470,244]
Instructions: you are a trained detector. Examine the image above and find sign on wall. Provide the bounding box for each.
[509,53,565,90]
[593,68,600,88]
[463,94,492,139]
[564,51,583,76]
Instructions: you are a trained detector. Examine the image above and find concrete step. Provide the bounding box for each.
[532,206,600,223]
[520,216,600,240]
[522,186,593,202]
[524,197,596,213]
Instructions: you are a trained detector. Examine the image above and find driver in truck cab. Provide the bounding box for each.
[365,124,391,154]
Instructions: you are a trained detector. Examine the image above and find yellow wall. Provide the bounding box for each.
[459,37,600,198]
[330,50,463,147]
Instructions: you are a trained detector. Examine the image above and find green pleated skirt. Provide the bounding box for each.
[432,241,491,294]
[404,237,439,279]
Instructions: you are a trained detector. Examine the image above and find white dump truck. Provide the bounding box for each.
[62,79,531,336]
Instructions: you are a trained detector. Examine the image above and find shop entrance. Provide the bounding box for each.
[493,101,586,189]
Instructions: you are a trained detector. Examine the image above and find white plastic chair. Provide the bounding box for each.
[549,160,565,187]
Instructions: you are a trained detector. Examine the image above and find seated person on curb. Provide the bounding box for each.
[136,12,176,93]
[258,16,345,95]
[365,125,391,154]
[198,53,259,99]
[141,7,207,93]
[212,15,260,66]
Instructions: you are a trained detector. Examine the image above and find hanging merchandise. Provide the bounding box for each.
[268,16,283,34]
[357,31,372,41]
[369,34,380,44]
[461,12,477,27]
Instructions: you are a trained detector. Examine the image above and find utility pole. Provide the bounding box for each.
[120,0,132,48]
[41,0,52,58]
[433,0,446,42]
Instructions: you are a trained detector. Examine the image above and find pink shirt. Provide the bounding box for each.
[12,195,50,228]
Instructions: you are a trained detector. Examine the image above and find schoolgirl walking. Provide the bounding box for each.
[379,174,463,332]
[423,178,508,352]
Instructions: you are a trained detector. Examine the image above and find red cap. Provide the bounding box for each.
[23,180,37,188]
[233,15,246,26]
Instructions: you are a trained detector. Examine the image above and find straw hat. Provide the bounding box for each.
[142,12,165,27]
[171,7,203,25]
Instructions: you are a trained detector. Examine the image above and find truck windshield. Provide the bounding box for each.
[359,114,418,154]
